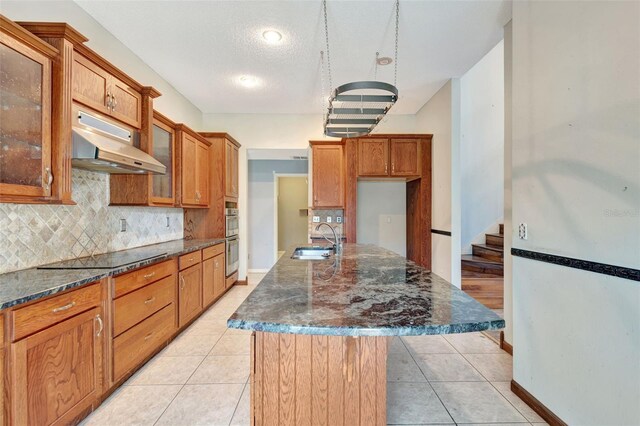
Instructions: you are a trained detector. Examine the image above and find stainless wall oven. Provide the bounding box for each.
[226,236,239,276]
[225,208,239,276]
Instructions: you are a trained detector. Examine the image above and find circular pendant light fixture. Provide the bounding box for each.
[321,0,400,138]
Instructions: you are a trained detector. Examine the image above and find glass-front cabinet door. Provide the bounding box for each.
[0,30,52,199]
[149,116,175,204]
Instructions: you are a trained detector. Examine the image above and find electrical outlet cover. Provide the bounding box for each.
[327,216,332,223]
[336,216,342,223]
[120,219,127,232]
[518,223,528,240]
[312,216,320,223]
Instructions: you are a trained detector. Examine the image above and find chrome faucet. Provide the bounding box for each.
[315,222,342,255]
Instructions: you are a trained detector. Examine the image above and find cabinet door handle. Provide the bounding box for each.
[180,275,185,290]
[143,272,156,279]
[144,296,156,305]
[44,167,53,190]
[392,162,395,173]
[144,332,153,341]
[52,301,76,313]
[112,94,117,111]
[106,92,112,109]
[385,163,388,174]
[95,314,104,337]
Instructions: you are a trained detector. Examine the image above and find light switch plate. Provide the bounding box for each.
[312,216,320,223]
[518,223,528,240]
[336,216,342,223]
[120,219,127,232]
[326,216,332,223]
[166,216,170,227]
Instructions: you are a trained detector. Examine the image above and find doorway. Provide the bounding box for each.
[274,174,308,261]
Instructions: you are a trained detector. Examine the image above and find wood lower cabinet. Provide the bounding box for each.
[178,263,203,327]
[10,307,104,425]
[358,138,389,176]
[311,141,345,208]
[203,244,225,306]
[390,138,421,177]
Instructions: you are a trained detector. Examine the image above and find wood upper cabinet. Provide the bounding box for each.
[178,126,210,208]
[72,52,142,128]
[225,139,239,199]
[8,284,104,426]
[149,112,176,205]
[312,142,345,208]
[0,16,57,202]
[358,138,389,176]
[390,138,421,176]
[178,263,203,327]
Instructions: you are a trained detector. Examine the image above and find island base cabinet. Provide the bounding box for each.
[251,332,388,426]
[9,308,104,426]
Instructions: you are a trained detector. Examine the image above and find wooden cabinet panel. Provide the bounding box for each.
[196,140,210,206]
[11,283,101,342]
[181,132,198,205]
[113,259,176,298]
[312,143,344,208]
[225,140,239,199]
[213,254,225,300]
[112,303,175,382]
[358,139,389,176]
[113,275,175,337]
[203,253,225,306]
[150,116,176,205]
[178,263,203,327]
[10,308,103,426]
[72,53,110,115]
[179,250,202,271]
[202,243,224,260]
[109,77,142,128]
[390,139,421,176]
[0,27,53,199]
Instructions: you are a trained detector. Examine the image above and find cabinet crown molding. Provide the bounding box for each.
[2,16,59,57]
[199,132,241,147]
[16,21,87,46]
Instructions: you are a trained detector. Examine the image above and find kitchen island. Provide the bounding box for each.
[228,244,504,426]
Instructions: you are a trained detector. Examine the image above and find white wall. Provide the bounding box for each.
[414,80,462,287]
[460,41,504,253]
[0,0,203,127]
[248,160,308,271]
[356,181,406,257]
[503,21,514,345]
[511,1,640,424]
[203,113,416,279]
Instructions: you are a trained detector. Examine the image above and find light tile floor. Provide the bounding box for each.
[83,273,546,426]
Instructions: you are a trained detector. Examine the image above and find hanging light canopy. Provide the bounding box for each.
[321,0,400,138]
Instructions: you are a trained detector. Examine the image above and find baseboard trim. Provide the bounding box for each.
[511,380,567,426]
[248,269,270,273]
[236,280,248,286]
[499,331,513,355]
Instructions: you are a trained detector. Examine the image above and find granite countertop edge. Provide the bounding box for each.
[226,318,506,337]
[0,238,226,310]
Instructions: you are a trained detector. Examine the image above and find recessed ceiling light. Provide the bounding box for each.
[262,30,282,44]
[376,56,393,66]
[238,75,259,88]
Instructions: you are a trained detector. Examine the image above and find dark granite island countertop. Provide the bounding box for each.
[0,238,225,310]
[228,244,504,336]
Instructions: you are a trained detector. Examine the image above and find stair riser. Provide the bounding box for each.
[485,234,504,247]
[472,246,503,262]
[462,283,504,293]
[461,263,504,276]
[474,298,504,309]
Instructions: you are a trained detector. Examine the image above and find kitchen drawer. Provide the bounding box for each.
[113,275,175,337]
[179,250,201,270]
[113,303,175,382]
[11,283,101,342]
[114,259,176,298]
[202,243,224,260]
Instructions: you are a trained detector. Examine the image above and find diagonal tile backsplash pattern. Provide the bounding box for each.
[0,169,183,274]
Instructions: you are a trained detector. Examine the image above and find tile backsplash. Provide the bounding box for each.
[308,209,344,241]
[0,169,183,274]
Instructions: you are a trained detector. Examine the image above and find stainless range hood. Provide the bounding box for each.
[72,108,166,174]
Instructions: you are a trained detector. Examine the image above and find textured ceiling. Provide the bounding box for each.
[76,0,510,114]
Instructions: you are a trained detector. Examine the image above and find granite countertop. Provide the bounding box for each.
[0,238,225,310]
[228,244,505,337]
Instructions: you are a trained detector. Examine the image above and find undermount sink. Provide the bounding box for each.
[291,246,334,260]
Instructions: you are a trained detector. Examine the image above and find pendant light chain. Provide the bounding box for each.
[322,0,333,94]
[375,51,380,81]
[394,0,399,87]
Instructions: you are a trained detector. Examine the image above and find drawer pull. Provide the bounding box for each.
[188,258,194,262]
[143,272,156,279]
[144,332,153,341]
[144,297,156,305]
[52,301,76,313]
[95,314,104,337]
